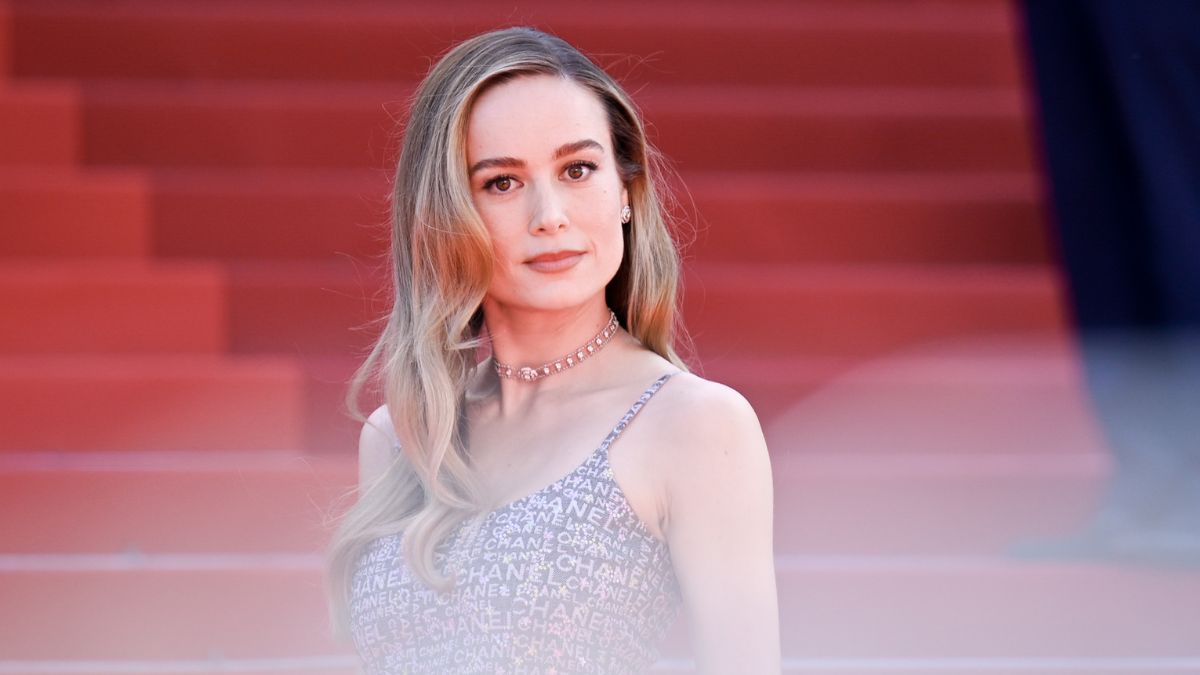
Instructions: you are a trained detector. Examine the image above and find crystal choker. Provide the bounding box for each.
[493,310,620,382]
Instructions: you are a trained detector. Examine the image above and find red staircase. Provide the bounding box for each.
[4,1,1197,673]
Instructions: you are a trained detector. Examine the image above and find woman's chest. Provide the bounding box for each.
[350,489,678,649]
[350,487,681,672]
[467,418,669,542]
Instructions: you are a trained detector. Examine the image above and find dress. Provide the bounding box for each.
[350,373,682,674]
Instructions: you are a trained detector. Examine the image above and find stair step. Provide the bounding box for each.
[754,337,1107,457]
[150,168,390,262]
[0,82,78,165]
[135,169,1048,265]
[683,172,1048,265]
[766,559,1200,660]
[698,333,1090,428]
[0,449,1104,557]
[11,1,1021,87]
[214,261,1067,358]
[224,261,388,355]
[0,566,340,661]
[70,81,1032,171]
[0,261,226,353]
[644,86,1033,172]
[295,355,366,456]
[1,560,1196,660]
[683,264,1066,357]
[0,355,306,451]
[771,451,1106,555]
[0,168,151,257]
[0,452,351,553]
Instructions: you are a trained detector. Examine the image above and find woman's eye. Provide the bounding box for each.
[564,161,597,181]
[484,175,517,193]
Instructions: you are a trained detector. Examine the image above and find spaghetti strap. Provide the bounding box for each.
[598,371,677,456]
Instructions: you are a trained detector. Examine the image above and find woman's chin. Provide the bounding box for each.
[487,291,609,315]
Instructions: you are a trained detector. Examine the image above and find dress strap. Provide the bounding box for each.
[598,372,677,455]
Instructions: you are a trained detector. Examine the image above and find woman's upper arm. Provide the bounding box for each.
[359,404,400,494]
[662,381,780,674]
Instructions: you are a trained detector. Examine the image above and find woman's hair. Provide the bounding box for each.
[325,26,687,637]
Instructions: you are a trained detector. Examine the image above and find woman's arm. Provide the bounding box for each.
[662,378,780,674]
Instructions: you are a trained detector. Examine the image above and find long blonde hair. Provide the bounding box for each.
[325,26,687,638]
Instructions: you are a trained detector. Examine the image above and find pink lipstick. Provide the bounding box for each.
[525,250,584,273]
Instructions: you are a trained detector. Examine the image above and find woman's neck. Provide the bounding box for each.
[480,299,622,412]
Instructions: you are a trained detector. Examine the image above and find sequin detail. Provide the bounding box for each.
[350,373,681,674]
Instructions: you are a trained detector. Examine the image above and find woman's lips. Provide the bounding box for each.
[525,250,584,273]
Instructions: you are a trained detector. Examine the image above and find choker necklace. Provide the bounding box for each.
[493,310,620,382]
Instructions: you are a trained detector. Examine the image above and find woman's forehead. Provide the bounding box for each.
[466,74,611,164]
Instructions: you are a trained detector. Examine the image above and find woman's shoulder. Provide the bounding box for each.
[363,404,401,449]
[358,404,402,491]
[653,371,762,436]
[634,370,767,473]
[641,371,772,530]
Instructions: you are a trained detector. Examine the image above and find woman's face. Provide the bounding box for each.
[465,74,628,315]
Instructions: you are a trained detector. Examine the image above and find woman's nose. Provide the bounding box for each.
[528,184,568,234]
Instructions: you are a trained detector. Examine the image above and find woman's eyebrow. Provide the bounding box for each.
[552,138,603,159]
[469,156,522,176]
[469,139,604,176]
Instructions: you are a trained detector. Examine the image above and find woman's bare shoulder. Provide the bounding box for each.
[358,404,402,492]
[646,371,770,500]
[653,371,762,436]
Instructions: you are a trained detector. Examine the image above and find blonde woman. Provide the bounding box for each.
[326,27,779,674]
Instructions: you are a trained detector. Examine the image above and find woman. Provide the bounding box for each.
[326,27,779,674]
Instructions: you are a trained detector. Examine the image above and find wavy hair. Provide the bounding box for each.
[325,26,688,638]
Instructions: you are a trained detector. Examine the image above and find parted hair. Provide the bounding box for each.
[324,26,687,638]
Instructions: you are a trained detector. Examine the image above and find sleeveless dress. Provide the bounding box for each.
[349,373,682,674]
